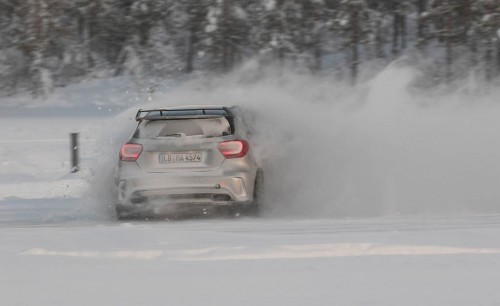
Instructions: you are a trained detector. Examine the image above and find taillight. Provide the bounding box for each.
[218,140,249,159]
[120,143,143,161]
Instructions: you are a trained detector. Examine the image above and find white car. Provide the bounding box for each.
[113,105,264,219]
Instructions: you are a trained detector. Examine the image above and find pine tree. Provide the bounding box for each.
[385,0,411,57]
[336,0,370,84]
[183,0,210,73]
[423,0,459,82]
[296,0,328,72]
[24,0,55,98]
[203,0,251,71]
[473,0,500,80]
[0,0,24,94]
[416,0,428,49]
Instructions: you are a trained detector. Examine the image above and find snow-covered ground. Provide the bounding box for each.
[2,66,500,305]
[3,216,500,306]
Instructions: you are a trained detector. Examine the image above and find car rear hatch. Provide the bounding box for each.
[133,116,231,173]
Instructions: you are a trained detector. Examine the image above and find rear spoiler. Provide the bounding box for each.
[135,107,236,133]
[135,108,232,122]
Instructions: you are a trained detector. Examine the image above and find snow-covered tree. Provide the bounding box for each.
[23,0,59,98]
[0,0,25,95]
[422,0,461,82]
[472,0,500,79]
[202,0,252,71]
[383,0,412,56]
[166,0,211,73]
[336,0,372,84]
[247,0,330,72]
[2,0,500,98]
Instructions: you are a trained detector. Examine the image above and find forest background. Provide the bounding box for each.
[0,0,499,99]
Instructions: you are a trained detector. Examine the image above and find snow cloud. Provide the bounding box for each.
[91,61,500,219]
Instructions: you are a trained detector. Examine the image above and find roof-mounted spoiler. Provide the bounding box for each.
[135,108,232,122]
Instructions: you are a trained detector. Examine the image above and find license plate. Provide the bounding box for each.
[160,152,202,163]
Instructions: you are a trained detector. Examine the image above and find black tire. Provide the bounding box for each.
[115,204,146,220]
[115,205,132,220]
[246,169,264,217]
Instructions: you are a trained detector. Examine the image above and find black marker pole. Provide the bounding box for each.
[70,133,79,173]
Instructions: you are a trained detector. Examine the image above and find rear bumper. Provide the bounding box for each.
[116,170,255,208]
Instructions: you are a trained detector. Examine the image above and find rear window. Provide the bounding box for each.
[134,118,232,139]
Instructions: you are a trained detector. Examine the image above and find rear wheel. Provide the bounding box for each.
[115,205,133,220]
[245,169,264,217]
